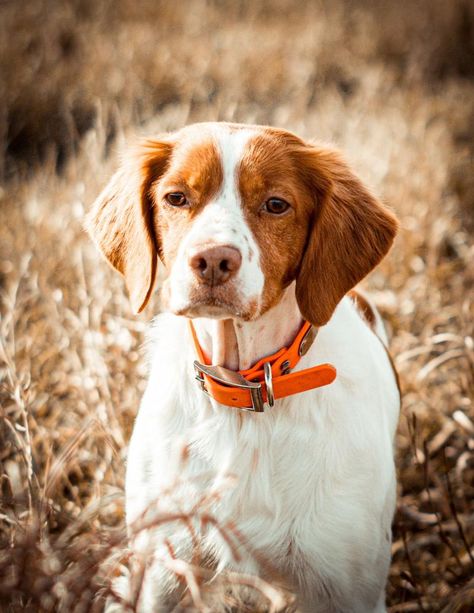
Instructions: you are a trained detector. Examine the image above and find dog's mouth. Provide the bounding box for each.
[173,288,259,321]
[161,274,261,320]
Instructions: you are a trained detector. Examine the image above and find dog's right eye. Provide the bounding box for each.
[165,192,187,207]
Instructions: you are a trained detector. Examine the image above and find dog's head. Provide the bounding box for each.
[87,122,398,326]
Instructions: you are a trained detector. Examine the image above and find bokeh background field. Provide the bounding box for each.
[0,0,473,611]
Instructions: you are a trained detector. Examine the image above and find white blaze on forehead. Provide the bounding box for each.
[208,126,264,298]
[189,126,255,240]
[166,125,265,314]
[217,127,255,208]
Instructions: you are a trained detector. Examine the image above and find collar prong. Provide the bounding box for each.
[264,362,275,407]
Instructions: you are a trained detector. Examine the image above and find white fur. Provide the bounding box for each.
[123,293,399,612]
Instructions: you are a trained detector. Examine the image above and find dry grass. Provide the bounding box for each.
[0,0,473,611]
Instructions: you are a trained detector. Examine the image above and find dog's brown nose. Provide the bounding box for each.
[188,245,242,286]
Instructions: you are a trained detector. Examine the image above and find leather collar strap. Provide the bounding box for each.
[189,320,336,412]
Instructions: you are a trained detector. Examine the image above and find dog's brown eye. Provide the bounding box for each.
[264,198,290,215]
[165,192,187,207]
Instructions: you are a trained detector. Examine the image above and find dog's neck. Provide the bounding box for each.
[192,285,303,371]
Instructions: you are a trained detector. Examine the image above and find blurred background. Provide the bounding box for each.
[0,1,473,611]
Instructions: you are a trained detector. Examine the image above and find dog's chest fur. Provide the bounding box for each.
[125,297,399,609]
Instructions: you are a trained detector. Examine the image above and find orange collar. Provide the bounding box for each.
[189,320,336,412]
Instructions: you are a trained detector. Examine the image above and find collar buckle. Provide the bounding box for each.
[193,360,265,412]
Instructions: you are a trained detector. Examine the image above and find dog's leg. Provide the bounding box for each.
[298,587,387,613]
[298,596,386,613]
[105,555,185,613]
[289,536,391,613]
[137,561,184,613]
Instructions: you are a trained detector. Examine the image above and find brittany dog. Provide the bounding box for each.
[87,122,400,612]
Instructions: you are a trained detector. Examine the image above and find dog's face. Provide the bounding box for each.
[155,125,317,321]
[87,122,398,326]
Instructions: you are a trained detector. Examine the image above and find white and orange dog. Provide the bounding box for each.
[88,122,400,612]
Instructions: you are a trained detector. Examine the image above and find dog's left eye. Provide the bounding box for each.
[165,192,188,207]
[263,198,290,215]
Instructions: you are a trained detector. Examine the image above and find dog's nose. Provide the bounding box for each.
[188,245,242,286]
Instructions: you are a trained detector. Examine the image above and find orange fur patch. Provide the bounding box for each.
[238,129,314,314]
[86,138,173,313]
[152,136,223,269]
[348,290,377,330]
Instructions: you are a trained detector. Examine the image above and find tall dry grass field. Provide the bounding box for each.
[0,1,473,611]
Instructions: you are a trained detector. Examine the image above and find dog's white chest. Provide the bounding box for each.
[124,303,398,611]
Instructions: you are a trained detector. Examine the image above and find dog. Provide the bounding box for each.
[87,122,400,612]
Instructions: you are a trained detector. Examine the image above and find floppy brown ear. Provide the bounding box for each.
[86,139,173,313]
[295,145,399,326]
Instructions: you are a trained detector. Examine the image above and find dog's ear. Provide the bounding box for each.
[294,145,398,326]
[86,139,173,313]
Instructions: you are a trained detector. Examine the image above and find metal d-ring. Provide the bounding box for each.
[263,362,275,408]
